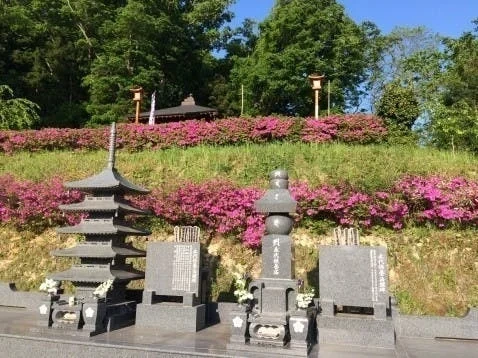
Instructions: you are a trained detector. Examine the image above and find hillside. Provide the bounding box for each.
[0,142,477,316]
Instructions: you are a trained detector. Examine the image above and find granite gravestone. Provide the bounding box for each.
[228,169,316,357]
[318,241,395,348]
[136,226,206,332]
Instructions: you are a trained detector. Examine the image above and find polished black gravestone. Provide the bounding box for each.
[136,226,207,332]
[228,169,316,357]
[36,122,150,337]
[318,242,395,348]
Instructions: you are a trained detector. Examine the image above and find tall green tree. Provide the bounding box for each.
[84,0,233,125]
[427,20,478,151]
[0,0,122,127]
[366,26,443,113]
[225,0,379,116]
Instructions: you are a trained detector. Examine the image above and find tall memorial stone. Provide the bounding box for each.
[39,123,150,336]
[317,235,395,348]
[228,169,316,357]
[135,226,207,332]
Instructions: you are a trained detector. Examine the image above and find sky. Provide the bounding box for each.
[230,0,478,38]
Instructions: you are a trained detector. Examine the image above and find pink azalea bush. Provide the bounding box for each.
[1,174,478,247]
[0,115,387,153]
[0,175,83,230]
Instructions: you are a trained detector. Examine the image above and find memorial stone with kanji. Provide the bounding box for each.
[228,169,317,357]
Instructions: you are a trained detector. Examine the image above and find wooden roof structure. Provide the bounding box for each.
[129,94,218,123]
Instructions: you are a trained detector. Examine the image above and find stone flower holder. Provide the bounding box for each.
[82,297,107,335]
[229,309,250,344]
[36,294,60,327]
[289,306,317,351]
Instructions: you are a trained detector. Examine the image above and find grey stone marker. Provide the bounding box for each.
[135,225,206,332]
[36,122,151,336]
[317,242,395,348]
[228,169,316,357]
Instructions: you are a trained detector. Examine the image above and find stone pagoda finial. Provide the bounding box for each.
[107,122,116,169]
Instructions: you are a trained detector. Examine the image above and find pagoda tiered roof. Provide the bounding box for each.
[50,264,144,283]
[51,244,145,258]
[64,167,149,194]
[59,196,149,215]
[57,218,151,236]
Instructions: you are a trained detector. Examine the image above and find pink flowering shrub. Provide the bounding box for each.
[0,175,83,230]
[0,115,387,153]
[2,174,478,247]
[395,176,478,227]
[301,114,387,143]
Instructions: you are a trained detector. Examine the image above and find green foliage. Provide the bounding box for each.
[2,142,478,193]
[376,81,420,129]
[225,0,378,116]
[0,0,233,127]
[425,20,478,152]
[429,100,478,152]
[0,85,40,129]
[84,0,233,125]
[367,26,443,110]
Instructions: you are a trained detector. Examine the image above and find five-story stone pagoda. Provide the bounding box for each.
[47,122,150,336]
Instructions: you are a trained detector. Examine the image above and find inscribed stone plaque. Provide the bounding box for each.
[261,235,294,279]
[319,245,389,308]
[144,242,201,296]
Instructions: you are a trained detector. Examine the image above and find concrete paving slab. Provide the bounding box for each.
[0,307,477,358]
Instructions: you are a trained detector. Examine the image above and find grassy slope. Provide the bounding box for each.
[2,142,478,190]
[0,142,477,316]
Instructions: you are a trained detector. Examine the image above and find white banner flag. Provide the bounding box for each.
[148,90,156,125]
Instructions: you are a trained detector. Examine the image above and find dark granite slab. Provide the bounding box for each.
[0,307,477,358]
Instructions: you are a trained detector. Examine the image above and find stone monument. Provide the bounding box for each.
[135,225,207,332]
[228,169,316,356]
[317,233,395,348]
[38,122,150,336]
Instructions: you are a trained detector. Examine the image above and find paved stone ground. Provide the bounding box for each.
[0,307,476,357]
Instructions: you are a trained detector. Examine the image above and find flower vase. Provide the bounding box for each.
[36,294,60,327]
[82,297,107,334]
[289,306,317,352]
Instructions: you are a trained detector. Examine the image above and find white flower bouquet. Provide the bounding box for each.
[39,278,60,296]
[93,279,114,299]
[232,270,253,304]
[296,288,315,309]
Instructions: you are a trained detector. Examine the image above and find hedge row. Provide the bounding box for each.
[0,114,387,153]
[1,175,477,247]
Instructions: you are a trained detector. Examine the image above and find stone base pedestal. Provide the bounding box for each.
[317,313,395,348]
[227,308,249,345]
[35,295,60,327]
[32,299,136,337]
[136,302,206,332]
[289,307,317,354]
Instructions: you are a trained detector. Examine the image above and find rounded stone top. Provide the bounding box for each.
[269,169,288,180]
[269,169,289,189]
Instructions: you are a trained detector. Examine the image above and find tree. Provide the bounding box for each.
[366,26,443,113]
[427,20,478,151]
[0,85,40,130]
[84,0,233,125]
[376,81,420,129]
[225,0,379,116]
[0,0,122,127]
